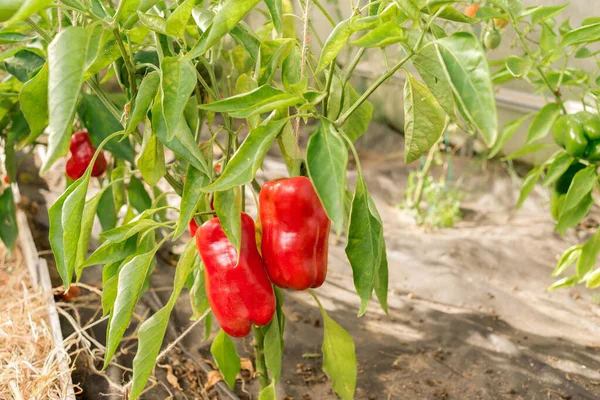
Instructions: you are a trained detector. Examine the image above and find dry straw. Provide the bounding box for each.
[0,243,73,399]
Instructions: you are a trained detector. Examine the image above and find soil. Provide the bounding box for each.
[14,121,600,400]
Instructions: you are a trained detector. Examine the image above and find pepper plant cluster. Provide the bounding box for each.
[0,0,502,398]
[475,1,600,291]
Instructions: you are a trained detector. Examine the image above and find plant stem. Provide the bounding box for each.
[112,28,137,97]
[252,325,269,390]
[412,133,445,212]
[312,0,336,27]
[25,18,52,42]
[335,53,411,126]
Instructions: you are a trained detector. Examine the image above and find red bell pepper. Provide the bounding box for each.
[195,213,275,337]
[65,131,107,180]
[259,176,330,290]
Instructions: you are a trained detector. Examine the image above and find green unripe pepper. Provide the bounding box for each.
[484,30,502,49]
[562,116,588,157]
[576,111,600,140]
[586,141,600,162]
[553,115,569,147]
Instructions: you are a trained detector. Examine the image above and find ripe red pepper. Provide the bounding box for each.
[189,219,198,236]
[259,177,330,290]
[195,213,275,337]
[65,131,107,180]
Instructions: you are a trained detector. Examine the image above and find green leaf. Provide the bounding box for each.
[137,126,165,186]
[282,47,307,94]
[112,164,127,211]
[19,62,48,145]
[552,244,582,277]
[317,17,356,72]
[175,165,210,240]
[264,0,283,35]
[82,235,138,268]
[190,267,210,320]
[258,381,277,400]
[257,39,295,86]
[126,72,159,136]
[203,0,261,53]
[230,22,261,60]
[4,49,45,82]
[214,188,242,257]
[585,269,600,289]
[540,23,557,56]
[166,0,195,38]
[0,32,35,43]
[61,176,90,285]
[102,261,124,316]
[529,4,568,25]
[264,312,282,382]
[130,240,199,400]
[43,26,91,173]
[502,143,550,161]
[315,296,356,400]
[411,42,455,120]
[198,85,303,118]
[306,121,348,235]
[0,188,18,252]
[435,32,497,147]
[394,0,421,21]
[352,22,405,47]
[203,119,287,192]
[152,96,210,176]
[97,185,117,231]
[128,176,152,214]
[576,230,600,278]
[5,0,53,25]
[210,330,241,389]
[115,0,141,27]
[561,166,597,215]
[78,94,136,163]
[555,193,594,235]
[505,55,531,78]
[544,152,572,187]
[137,11,168,35]
[403,72,446,164]
[488,113,533,159]
[516,166,542,210]
[104,245,159,367]
[345,173,388,316]
[161,57,197,141]
[526,103,560,144]
[561,22,600,47]
[548,275,578,291]
[327,76,372,142]
[75,192,102,280]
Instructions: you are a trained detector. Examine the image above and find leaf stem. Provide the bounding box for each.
[25,18,52,42]
[252,325,269,390]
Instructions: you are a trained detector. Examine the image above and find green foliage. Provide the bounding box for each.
[0,0,545,398]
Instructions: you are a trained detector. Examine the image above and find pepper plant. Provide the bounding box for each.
[0,0,498,398]
[475,1,600,291]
